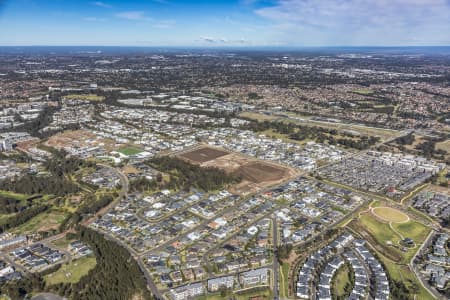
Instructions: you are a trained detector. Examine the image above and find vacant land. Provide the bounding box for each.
[436,139,450,153]
[64,94,105,102]
[372,207,409,223]
[239,111,278,121]
[236,161,288,183]
[352,89,374,95]
[46,130,117,152]
[178,146,297,195]
[179,146,230,163]
[243,110,401,141]
[52,236,76,249]
[45,256,96,285]
[11,210,67,235]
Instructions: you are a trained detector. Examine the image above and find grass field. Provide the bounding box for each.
[117,146,144,156]
[392,221,430,244]
[11,210,67,235]
[372,207,409,223]
[45,256,96,285]
[64,94,105,102]
[332,263,351,298]
[280,262,289,298]
[239,111,278,121]
[359,214,398,245]
[353,89,374,95]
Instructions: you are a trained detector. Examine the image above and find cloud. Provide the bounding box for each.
[91,1,111,8]
[152,20,176,29]
[84,17,106,22]
[115,11,151,21]
[254,0,450,45]
[197,37,250,45]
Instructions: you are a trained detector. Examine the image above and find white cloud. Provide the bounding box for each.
[197,37,250,45]
[153,20,176,29]
[115,11,151,21]
[254,0,450,45]
[84,17,106,22]
[91,1,111,8]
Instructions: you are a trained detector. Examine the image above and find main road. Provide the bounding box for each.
[272,216,280,300]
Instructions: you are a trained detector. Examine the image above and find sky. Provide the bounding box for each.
[0,0,450,47]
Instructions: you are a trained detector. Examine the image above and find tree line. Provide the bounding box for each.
[145,156,241,192]
[242,120,380,150]
[0,204,49,233]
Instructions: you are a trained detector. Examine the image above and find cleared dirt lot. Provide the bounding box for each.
[45,130,117,151]
[178,147,230,163]
[236,161,288,183]
[178,145,299,195]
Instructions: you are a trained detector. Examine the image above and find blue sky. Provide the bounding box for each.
[1,0,450,46]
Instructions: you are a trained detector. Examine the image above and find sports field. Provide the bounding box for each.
[117,146,144,156]
[372,207,409,223]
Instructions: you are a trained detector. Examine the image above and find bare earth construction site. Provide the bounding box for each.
[177,145,299,195]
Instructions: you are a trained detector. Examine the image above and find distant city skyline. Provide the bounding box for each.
[1,0,450,47]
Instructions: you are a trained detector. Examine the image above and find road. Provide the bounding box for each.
[409,230,442,300]
[83,163,129,226]
[272,216,280,300]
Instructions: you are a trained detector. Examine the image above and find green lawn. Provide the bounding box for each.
[359,214,399,245]
[117,147,143,156]
[45,256,96,285]
[280,262,289,298]
[392,221,430,244]
[332,264,352,298]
